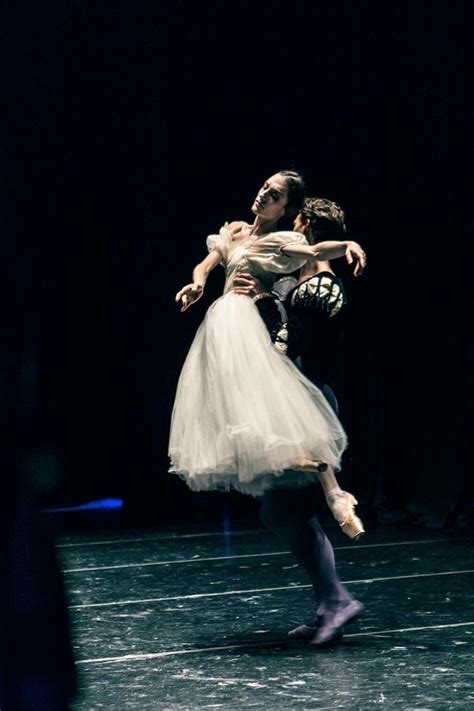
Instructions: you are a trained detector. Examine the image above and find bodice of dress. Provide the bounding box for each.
[207,224,309,294]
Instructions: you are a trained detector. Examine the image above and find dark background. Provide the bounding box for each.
[1,0,472,528]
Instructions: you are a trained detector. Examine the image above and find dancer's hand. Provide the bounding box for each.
[231,273,264,298]
[175,283,203,311]
[344,241,367,277]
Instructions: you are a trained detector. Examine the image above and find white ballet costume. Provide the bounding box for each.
[168,224,348,497]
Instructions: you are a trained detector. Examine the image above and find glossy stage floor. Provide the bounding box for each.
[60,518,474,709]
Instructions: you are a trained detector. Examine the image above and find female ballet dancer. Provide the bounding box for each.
[169,170,365,535]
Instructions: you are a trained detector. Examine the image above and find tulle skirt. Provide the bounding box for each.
[168,292,347,497]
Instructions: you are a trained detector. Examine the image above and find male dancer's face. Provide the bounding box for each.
[293,213,311,236]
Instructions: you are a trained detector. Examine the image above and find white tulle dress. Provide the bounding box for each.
[168,224,348,497]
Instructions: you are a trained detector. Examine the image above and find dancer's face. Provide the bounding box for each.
[251,174,289,222]
[293,212,311,236]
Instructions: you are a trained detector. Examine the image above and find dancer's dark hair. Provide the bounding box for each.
[277,170,307,216]
[300,197,346,242]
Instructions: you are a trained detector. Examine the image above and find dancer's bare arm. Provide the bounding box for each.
[175,250,222,312]
[282,240,367,277]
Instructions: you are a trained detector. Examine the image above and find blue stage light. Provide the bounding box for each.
[44,498,123,513]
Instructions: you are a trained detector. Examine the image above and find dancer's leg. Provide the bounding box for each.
[261,484,363,644]
[289,465,365,540]
[317,466,365,540]
[291,382,364,539]
[260,485,354,615]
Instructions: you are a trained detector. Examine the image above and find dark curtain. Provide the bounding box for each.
[1,1,472,529]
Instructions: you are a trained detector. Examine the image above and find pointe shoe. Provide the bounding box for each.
[293,458,328,473]
[327,491,365,540]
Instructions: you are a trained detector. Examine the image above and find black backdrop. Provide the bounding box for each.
[1,1,471,526]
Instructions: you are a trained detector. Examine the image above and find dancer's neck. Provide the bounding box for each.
[248,215,280,236]
[298,260,335,284]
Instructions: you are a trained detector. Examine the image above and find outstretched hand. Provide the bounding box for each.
[344,241,367,277]
[175,283,204,312]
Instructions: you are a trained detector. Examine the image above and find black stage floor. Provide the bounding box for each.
[58,520,474,709]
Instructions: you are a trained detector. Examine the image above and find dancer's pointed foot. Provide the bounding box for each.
[327,491,365,540]
[293,458,328,473]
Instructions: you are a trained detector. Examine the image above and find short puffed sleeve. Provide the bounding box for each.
[206,223,233,263]
[251,231,309,274]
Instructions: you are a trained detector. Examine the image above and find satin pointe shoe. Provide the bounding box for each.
[293,458,328,473]
[310,600,364,647]
[327,491,365,540]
